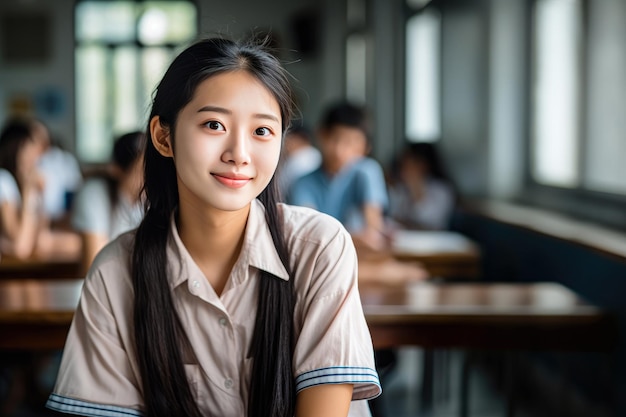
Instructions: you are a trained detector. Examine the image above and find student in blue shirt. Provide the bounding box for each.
[288,102,427,284]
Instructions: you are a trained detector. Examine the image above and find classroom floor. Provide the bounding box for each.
[374,348,544,417]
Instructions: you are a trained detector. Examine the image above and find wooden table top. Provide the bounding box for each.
[0,254,82,279]
[360,281,617,351]
[0,279,617,352]
[390,230,481,278]
[0,278,82,350]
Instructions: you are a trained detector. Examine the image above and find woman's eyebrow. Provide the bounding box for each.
[197,105,279,123]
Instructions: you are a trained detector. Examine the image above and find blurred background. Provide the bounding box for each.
[1,0,626,416]
[1,0,625,223]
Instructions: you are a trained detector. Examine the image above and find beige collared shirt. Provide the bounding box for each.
[47,200,380,416]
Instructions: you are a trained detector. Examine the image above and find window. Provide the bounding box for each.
[405,8,441,142]
[345,0,368,104]
[531,0,626,196]
[531,0,581,188]
[74,1,197,162]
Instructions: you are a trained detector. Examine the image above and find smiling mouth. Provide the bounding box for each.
[212,173,251,188]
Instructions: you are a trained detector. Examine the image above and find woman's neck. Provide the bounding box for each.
[177,202,250,295]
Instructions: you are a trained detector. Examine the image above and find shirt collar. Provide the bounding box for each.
[165,199,290,290]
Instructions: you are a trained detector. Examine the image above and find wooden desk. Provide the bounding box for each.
[0,278,82,350]
[361,281,616,351]
[0,255,82,279]
[361,282,617,417]
[391,230,481,278]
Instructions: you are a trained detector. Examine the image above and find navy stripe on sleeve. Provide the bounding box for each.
[46,393,143,417]
[295,366,381,399]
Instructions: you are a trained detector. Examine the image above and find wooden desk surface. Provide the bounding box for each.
[0,278,82,350]
[0,279,617,353]
[0,254,82,279]
[391,230,481,278]
[361,282,617,351]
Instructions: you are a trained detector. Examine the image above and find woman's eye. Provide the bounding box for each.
[206,121,224,131]
[255,127,270,136]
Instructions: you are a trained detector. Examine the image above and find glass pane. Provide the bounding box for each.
[76,46,110,162]
[138,2,197,45]
[141,47,173,111]
[532,0,581,187]
[113,47,140,133]
[76,1,135,43]
[405,10,441,142]
[584,0,626,195]
[346,33,367,105]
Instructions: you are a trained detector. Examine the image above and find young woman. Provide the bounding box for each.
[71,131,145,274]
[0,118,80,259]
[47,38,380,417]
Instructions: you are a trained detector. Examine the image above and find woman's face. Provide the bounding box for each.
[17,138,41,176]
[170,70,282,213]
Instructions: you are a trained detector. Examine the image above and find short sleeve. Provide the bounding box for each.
[356,159,388,209]
[47,265,143,416]
[287,172,319,209]
[0,169,20,205]
[293,227,381,401]
[71,179,112,235]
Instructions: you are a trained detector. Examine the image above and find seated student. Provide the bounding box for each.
[277,122,321,198]
[387,142,457,230]
[71,131,145,274]
[0,118,80,260]
[30,118,83,226]
[288,102,427,284]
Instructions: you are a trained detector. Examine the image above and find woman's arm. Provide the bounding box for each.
[0,188,42,259]
[295,384,354,417]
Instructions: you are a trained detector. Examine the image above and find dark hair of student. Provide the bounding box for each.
[395,141,460,204]
[319,100,371,142]
[0,118,35,191]
[104,131,145,207]
[132,37,295,417]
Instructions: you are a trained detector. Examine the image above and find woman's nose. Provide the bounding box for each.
[222,130,251,165]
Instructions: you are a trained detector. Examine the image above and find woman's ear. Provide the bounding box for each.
[150,116,173,157]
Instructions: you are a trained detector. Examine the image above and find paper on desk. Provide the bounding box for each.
[392,230,475,255]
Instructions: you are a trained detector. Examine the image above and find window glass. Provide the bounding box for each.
[76,2,135,43]
[75,1,197,162]
[583,0,626,194]
[405,10,441,142]
[346,33,368,105]
[531,0,581,187]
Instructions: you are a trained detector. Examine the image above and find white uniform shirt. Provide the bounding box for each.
[0,168,20,206]
[48,199,381,416]
[71,177,143,240]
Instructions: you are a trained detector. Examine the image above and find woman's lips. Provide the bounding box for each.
[212,173,251,188]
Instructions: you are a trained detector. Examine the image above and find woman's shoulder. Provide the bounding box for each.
[0,169,19,201]
[87,230,136,283]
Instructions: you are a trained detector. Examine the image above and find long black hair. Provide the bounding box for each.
[131,37,295,417]
[0,118,35,191]
[104,131,144,207]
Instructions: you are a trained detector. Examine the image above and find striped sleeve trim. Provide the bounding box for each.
[295,366,381,397]
[46,393,143,417]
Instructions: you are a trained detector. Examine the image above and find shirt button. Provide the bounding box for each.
[192,280,200,289]
[224,378,233,389]
[218,317,228,327]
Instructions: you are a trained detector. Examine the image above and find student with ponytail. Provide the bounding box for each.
[47,37,380,417]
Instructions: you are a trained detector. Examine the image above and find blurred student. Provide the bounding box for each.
[0,118,80,260]
[277,122,321,198]
[30,119,83,225]
[388,142,456,230]
[71,131,145,274]
[288,102,427,284]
